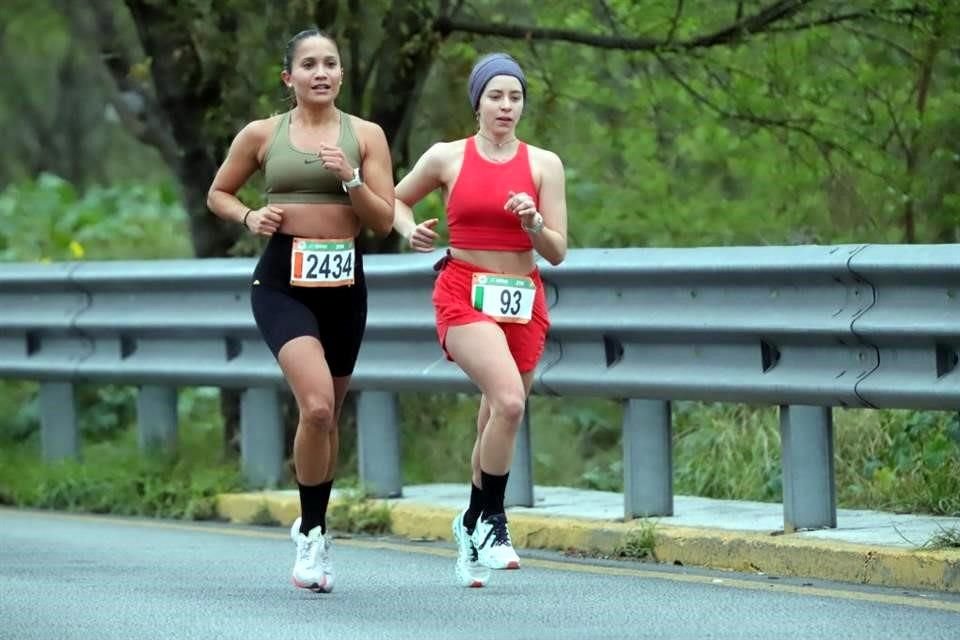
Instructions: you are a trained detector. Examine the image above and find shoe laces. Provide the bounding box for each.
[460,517,481,561]
[486,515,512,547]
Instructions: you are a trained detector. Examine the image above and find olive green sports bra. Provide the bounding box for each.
[263,110,361,204]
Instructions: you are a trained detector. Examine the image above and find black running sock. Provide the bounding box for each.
[479,470,509,519]
[298,479,334,535]
[463,483,483,533]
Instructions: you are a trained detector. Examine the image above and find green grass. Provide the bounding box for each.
[2,382,959,521]
[396,395,960,517]
[0,436,242,519]
[922,526,960,550]
[328,487,392,535]
[246,503,282,527]
[615,520,658,560]
[0,385,243,520]
[834,409,960,516]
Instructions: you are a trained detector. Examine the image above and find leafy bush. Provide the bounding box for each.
[0,174,191,261]
[328,488,392,535]
[0,441,242,519]
[0,386,240,519]
[0,381,40,443]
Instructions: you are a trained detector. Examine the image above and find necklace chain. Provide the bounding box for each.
[476,131,517,148]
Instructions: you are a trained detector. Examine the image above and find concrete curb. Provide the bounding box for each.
[215,491,960,594]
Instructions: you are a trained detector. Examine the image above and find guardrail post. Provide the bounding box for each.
[779,404,836,531]
[505,400,534,508]
[356,391,402,498]
[623,399,673,518]
[136,385,178,454]
[39,382,79,461]
[240,387,284,488]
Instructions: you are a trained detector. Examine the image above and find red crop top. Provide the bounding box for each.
[446,137,538,251]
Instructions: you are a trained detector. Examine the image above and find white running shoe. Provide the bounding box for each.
[452,509,490,588]
[290,517,334,593]
[471,513,520,570]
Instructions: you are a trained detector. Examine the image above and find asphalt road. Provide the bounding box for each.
[1,508,958,640]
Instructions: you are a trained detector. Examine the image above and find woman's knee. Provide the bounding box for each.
[300,396,335,432]
[487,388,526,425]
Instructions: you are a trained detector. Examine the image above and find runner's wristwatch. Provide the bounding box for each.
[342,168,363,190]
[523,213,545,234]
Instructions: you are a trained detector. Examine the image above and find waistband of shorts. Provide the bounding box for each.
[263,232,365,253]
[434,251,540,279]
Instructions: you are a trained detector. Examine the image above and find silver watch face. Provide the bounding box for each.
[343,169,362,188]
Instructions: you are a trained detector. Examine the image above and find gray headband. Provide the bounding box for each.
[468,53,526,111]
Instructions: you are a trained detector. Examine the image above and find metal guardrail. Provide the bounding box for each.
[847,245,960,409]
[2,245,958,532]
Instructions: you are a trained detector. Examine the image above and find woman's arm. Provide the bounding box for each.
[529,150,568,265]
[506,149,568,265]
[339,119,395,236]
[394,143,446,251]
[207,120,282,235]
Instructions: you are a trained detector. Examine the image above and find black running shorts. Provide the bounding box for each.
[250,233,367,377]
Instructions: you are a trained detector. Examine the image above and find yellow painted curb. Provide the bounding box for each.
[216,492,960,593]
[215,491,300,527]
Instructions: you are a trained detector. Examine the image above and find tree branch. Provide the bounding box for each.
[823,42,914,156]
[436,2,932,53]
[596,0,622,35]
[434,15,658,49]
[58,1,180,167]
[686,0,811,48]
[436,1,811,50]
[840,24,921,64]
[764,6,930,35]
[667,0,685,44]
[346,0,365,110]
[653,52,890,181]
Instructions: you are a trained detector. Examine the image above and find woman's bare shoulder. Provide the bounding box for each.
[426,138,468,164]
[348,113,385,138]
[236,114,283,145]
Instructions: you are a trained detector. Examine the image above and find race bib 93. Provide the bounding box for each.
[471,273,535,323]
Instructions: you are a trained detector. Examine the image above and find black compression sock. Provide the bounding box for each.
[298,479,333,535]
[463,483,483,533]
[479,470,509,519]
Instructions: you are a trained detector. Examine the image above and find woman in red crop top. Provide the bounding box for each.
[393,52,568,587]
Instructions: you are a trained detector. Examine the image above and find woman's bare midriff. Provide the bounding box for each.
[449,247,536,275]
[274,201,361,239]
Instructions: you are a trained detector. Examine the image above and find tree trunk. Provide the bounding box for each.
[902,11,943,244]
[124,0,241,259]
[360,2,445,254]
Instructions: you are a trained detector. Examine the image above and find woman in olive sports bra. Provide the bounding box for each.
[206,28,394,594]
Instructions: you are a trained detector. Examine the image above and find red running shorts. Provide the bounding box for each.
[432,254,550,374]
